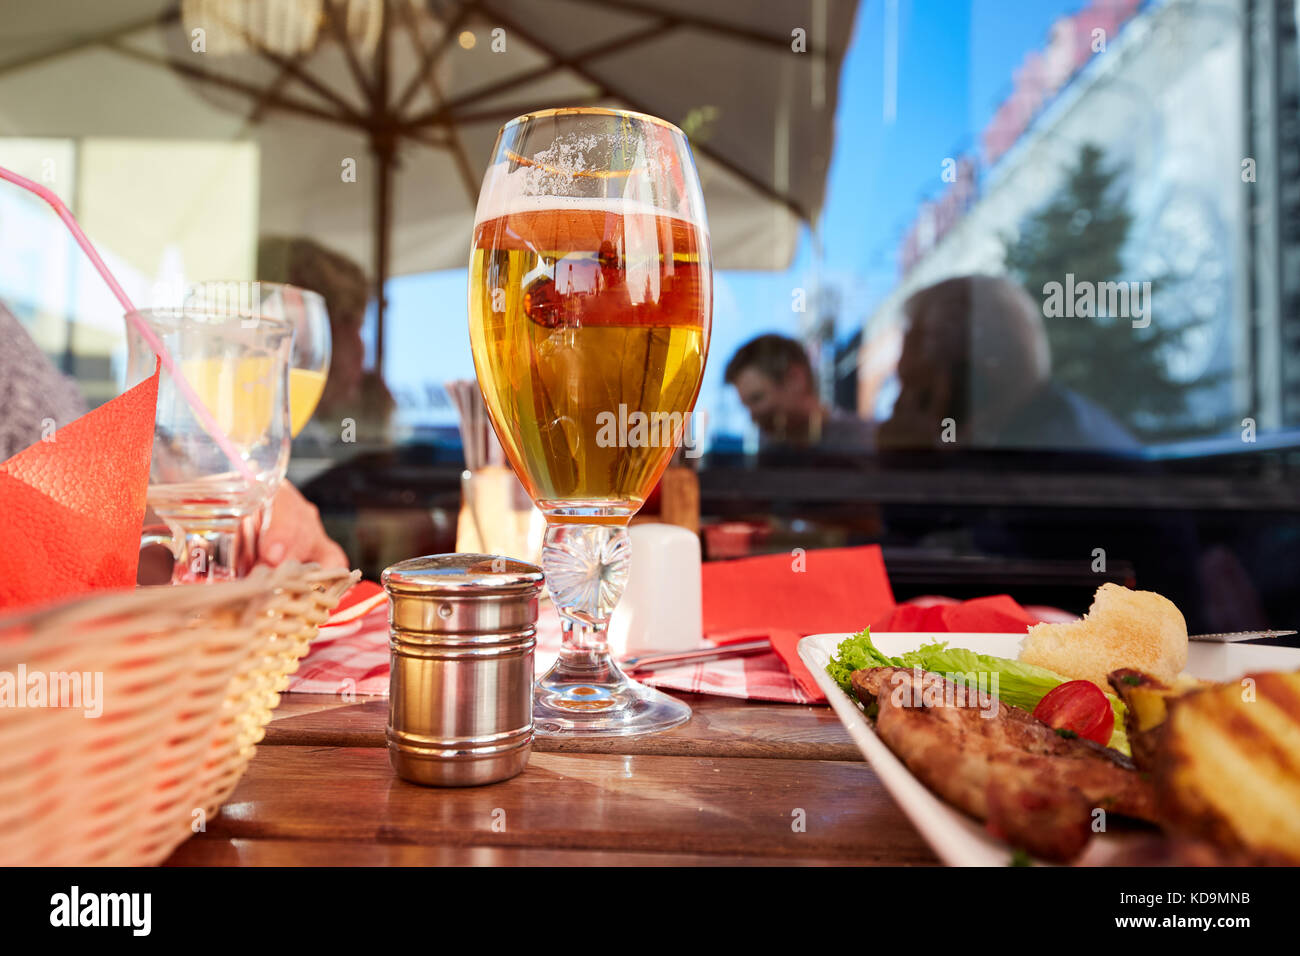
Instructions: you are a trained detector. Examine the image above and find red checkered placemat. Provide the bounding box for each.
[288,596,814,703]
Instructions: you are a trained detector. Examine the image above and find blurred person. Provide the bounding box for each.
[0,300,346,577]
[0,301,85,461]
[878,275,1138,451]
[258,236,395,442]
[724,333,873,454]
[874,278,1229,634]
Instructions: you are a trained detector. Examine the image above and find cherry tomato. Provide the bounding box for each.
[1032,680,1114,746]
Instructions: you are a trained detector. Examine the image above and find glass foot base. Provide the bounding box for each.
[533,519,690,737]
[533,668,692,737]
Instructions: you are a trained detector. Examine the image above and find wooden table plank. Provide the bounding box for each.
[171,746,937,864]
[268,694,372,721]
[266,693,859,760]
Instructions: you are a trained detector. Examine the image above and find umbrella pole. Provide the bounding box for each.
[372,137,393,372]
[371,0,392,374]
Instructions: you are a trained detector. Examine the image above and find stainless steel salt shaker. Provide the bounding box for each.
[381,553,543,787]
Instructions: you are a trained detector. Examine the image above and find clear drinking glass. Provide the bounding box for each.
[184,281,331,436]
[127,306,293,583]
[468,107,713,736]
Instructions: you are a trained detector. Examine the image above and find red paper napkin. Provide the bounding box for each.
[701,546,895,702]
[872,593,1037,634]
[0,367,160,610]
[703,545,895,638]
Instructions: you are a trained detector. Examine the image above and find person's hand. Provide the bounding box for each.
[259,481,349,570]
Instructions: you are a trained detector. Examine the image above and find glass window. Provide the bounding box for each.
[1,0,1296,633]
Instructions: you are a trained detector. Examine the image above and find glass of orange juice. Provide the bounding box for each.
[171,281,332,575]
[183,281,331,437]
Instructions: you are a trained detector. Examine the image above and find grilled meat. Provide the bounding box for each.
[852,666,1157,863]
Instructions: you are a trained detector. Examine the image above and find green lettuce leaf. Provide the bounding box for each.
[824,627,899,694]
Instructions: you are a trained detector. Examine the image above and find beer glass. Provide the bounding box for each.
[127,306,293,582]
[469,107,712,736]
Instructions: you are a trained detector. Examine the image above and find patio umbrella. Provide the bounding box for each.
[0,0,857,365]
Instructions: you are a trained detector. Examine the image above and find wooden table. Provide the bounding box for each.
[164,692,940,865]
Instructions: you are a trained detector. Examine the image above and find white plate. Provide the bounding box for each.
[798,631,1300,866]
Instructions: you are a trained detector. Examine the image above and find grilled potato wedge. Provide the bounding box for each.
[1151,671,1300,864]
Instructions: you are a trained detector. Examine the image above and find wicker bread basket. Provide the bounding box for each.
[0,562,357,865]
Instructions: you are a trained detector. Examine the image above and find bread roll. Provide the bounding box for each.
[1020,583,1187,688]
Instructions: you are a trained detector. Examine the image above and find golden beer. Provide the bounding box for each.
[469,205,710,512]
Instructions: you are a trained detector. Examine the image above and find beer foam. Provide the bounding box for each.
[474,162,708,232]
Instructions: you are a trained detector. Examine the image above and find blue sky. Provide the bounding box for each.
[378,0,1084,438]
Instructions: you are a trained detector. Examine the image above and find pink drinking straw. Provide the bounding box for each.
[0,164,257,484]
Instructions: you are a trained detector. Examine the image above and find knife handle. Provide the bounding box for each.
[622,639,773,673]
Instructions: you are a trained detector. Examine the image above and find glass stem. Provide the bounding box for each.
[158,509,262,583]
[173,527,239,583]
[542,521,631,680]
